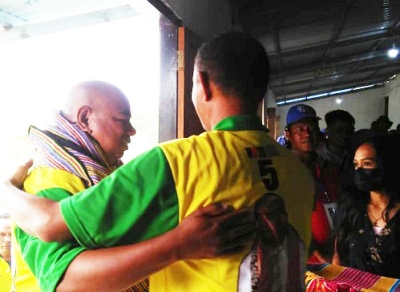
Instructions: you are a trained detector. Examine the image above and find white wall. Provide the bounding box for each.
[275,86,387,134]
[164,0,232,39]
[386,76,400,130]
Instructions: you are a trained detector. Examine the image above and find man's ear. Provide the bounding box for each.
[198,71,212,100]
[76,106,92,134]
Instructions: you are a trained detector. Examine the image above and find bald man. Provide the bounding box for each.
[11,80,254,291]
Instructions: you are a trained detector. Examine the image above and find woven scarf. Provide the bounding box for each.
[28,111,119,187]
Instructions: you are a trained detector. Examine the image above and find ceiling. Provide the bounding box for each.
[231,0,400,104]
[1,0,399,104]
[0,0,144,43]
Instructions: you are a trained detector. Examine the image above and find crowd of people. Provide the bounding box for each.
[278,103,400,281]
[0,31,399,291]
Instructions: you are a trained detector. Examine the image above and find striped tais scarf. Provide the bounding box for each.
[28,111,118,187]
[29,111,149,292]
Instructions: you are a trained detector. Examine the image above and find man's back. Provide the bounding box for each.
[60,115,314,291]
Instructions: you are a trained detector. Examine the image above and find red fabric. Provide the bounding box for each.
[312,201,332,244]
[310,161,340,262]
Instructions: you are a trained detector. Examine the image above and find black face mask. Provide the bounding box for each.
[354,168,383,192]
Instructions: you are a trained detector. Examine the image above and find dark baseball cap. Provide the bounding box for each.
[286,104,321,127]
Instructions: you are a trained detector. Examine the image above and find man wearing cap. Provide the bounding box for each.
[285,104,339,264]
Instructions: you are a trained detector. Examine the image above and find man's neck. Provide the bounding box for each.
[293,150,319,173]
[206,93,259,130]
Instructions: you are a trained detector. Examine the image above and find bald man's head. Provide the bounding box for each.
[63,81,127,122]
[62,80,136,166]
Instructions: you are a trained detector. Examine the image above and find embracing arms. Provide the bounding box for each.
[2,160,255,291]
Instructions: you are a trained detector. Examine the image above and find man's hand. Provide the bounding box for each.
[175,203,255,260]
[9,159,33,189]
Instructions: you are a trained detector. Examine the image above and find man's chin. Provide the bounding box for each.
[300,145,314,152]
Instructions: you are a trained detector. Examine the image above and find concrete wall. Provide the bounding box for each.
[275,86,388,135]
[386,76,400,130]
[163,0,232,40]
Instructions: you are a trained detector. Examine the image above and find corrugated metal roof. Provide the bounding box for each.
[0,0,132,26]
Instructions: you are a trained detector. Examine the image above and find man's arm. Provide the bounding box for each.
[58,204,254,292]
[1,160,71,242]
[4,160,255,291]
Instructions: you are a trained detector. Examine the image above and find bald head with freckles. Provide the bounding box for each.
[62,80,136,167]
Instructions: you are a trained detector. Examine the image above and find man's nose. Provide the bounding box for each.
[127,124,136,136]
[303,127,312,136]
[1,236,11,243]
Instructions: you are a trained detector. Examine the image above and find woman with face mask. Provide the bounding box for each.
[332,134,400,278]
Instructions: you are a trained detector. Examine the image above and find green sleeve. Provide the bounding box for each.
[16,188,86,292]
[60,147,180,248]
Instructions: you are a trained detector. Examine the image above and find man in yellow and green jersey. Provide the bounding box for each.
[3,32,314,291]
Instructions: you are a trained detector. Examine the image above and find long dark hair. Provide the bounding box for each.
[337,134,400,227]
[361,134,400,220]
[335,134,400,264]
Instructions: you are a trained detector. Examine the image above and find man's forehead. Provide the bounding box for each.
[291,118,319,127]
[100,103,131,118]
[329,120,354,129]
[118,109,131,117]
[0,220,11,231]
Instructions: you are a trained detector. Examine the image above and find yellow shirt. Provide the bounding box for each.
[12,169,86,292]
[0,257,11,292]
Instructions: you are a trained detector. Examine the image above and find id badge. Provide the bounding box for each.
[323,202,337,230]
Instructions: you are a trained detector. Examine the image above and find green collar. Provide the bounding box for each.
[213,115,269,132]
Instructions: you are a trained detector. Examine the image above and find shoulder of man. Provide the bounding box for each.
[24,168,86,196]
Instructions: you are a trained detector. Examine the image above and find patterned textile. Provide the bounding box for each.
[305,263,400,291]
[121,279,149,292]
[28,111,149,292]
[28,111,119,187]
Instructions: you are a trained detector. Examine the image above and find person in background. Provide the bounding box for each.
[285,104,339,264]
[276,132,291,149]
[316,109,355,170]
[10,80,255,292]
[370,115,393,136]
[333,134,400,278]
[316,109,356,192]
[1,31,315,292]
[0,212,11,292]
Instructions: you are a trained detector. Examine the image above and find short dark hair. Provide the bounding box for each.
[195,31,270,103]
[325,109,355,127]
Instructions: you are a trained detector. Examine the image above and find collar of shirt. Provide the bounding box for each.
[213,115,269,132]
